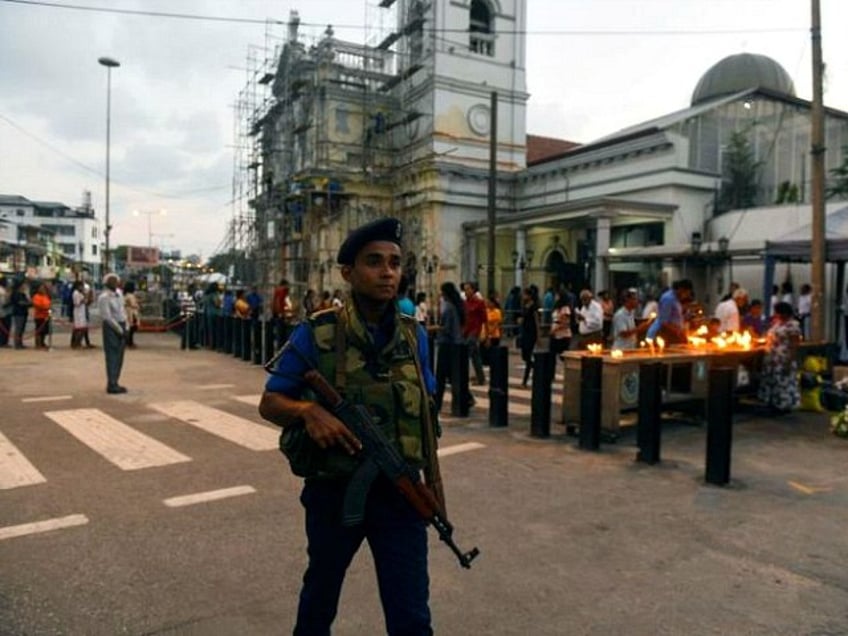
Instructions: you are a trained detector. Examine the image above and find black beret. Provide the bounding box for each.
[337,217,403,265]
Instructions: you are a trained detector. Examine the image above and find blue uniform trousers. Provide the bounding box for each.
[293,475,432,636]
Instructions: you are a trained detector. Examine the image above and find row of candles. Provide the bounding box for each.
[586,325,759,358]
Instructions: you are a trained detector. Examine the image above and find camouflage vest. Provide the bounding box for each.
[281,302,426,479]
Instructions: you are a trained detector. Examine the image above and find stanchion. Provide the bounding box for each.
[216,315,225,352]
[488,345,509,428]
[579,355,602,450]
[636,362,663,465]
[252,320,262,365]
[241,319,251,361]
[180,312,188,350]
[530,350,554,438]
[705,367,734,486]
[263,319,275,364]
[451,342,470,417]
[232,317,242,358]
[224,316,234,354]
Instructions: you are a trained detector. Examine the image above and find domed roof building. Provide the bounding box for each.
[691,53,795,104]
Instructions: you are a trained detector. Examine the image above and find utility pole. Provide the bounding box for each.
[810,0,826,341]
[486,91,497,295]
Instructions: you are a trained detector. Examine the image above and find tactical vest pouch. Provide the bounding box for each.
[279,425,360,479]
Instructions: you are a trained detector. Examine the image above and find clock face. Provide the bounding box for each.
[467,103,491,136]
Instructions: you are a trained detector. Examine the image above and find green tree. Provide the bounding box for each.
[719,130,762,212]
[826,145,848,200]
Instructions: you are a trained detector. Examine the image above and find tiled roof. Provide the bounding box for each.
[526,134,581,166]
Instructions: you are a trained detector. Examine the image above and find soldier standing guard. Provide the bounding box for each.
[259,217,439,636]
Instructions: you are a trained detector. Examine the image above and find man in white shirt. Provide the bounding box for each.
[98,273,129,394]
[612,290,644,350]
[575,289,604,348]
[714,288,748,333]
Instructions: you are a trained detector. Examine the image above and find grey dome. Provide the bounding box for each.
[691,53,795,105]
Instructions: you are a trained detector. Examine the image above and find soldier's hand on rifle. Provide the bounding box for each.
[303,403,363,455]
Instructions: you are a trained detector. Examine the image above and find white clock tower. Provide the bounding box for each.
[382,0,528,269]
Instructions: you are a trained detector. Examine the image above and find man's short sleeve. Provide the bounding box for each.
[264,323,317,397]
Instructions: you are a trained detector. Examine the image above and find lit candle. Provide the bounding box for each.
[645,337,655,356]
[656,336,665,355]
[610,349,623,359]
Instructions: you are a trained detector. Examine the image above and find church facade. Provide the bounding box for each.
[247,1,848,334]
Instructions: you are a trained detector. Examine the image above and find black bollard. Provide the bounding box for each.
[488,345,509,428]
[705,367,734,485]
[180,312,188,350]
[241,319,251,362]
[188,312,200,349]
[451,342,470,417]
[232,318,242,358]
[530,351,554,438]
[224,316,234,354]
[263,319,275,364]
[252,320,263,365]
[579,355,603,450]
[216,315,225,352]
[636,362,663,465]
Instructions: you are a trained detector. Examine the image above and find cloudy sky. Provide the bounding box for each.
[1,0,847,259]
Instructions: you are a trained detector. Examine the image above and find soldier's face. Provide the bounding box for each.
[342,241,402,303]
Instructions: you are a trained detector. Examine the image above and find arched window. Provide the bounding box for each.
[469,0,494,57]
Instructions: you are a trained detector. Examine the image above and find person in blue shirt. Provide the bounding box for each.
[259,217,438,636]
[646,279,694,344]
[397,274,416,317]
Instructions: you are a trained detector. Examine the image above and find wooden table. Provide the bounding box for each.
[560,347,765,433]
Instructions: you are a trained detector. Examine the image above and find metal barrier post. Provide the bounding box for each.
[180,312,187,350]
[636,362,663,464]
[705,367,734,485]
[252,318,264,364]
[263,319,275,364]
[488,345,509,427]
[232,317,242,358]
[579,355,602,450]
[241,319,251,362]
[530,350,554,438]
[451,342,470,417]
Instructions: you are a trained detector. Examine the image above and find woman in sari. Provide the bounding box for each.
[757,301,801,413]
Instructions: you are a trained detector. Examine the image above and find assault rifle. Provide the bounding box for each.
[303,369,480,569]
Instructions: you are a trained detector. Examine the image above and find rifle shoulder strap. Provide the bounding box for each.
[402,320,447,516]
[334,308,347,393]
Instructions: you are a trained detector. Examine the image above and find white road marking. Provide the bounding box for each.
[437,442,486,457]
[197,384,236,390]
[164,485,256,508]
[21,395,73,404]
[233,394,261,406]
[150,401,278,451]
[0,432,47,490]
[0,514,89,541]
[44,409,191,470]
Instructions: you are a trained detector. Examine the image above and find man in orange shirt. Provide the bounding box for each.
[31,282,52,350]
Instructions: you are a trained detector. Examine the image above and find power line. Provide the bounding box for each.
[0,0,806,36]
[0,113,229,200]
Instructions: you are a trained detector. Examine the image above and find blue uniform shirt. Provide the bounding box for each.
[266,321,436,398]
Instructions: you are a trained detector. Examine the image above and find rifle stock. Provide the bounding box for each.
[303,369,479,569]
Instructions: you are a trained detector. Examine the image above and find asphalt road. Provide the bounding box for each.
[2,328,847,635]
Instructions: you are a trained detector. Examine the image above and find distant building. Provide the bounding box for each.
[0,192,101,279]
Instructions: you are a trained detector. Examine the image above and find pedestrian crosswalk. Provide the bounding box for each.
[2,399,276,492]
[44,408,192,470]
[1,392,501,494]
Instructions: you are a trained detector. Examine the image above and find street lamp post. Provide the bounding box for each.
[98,56,120,274]
[133,209,167,248]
